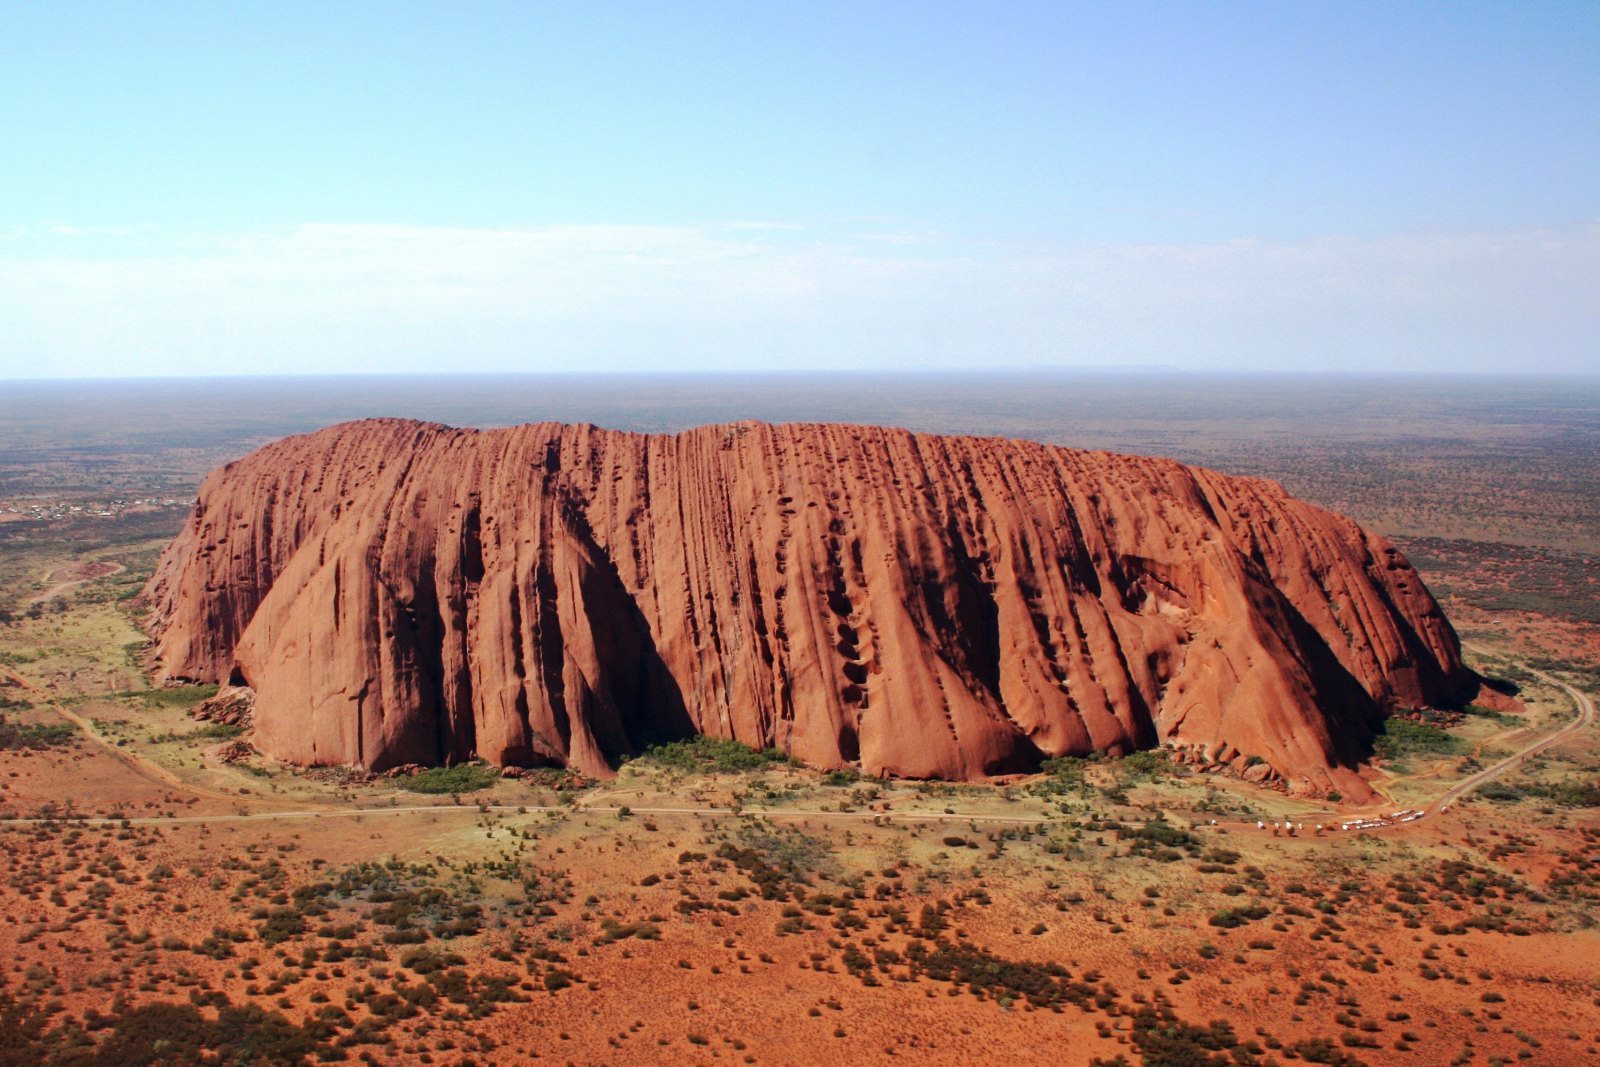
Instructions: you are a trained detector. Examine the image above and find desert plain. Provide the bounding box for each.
[0,373,1595,1066]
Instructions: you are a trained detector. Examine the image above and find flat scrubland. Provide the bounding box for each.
[0,549,1596,1066]
[0,374,1596,1064]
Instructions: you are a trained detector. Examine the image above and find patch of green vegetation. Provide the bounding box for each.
[257,907,308,944]
[115,683,218,707]
[0,714,76,751]
[898,937,1086,1010]
[1032,748,1176,800]
[1482,777,1600,808]
[398,763,499,794]
[1462,703,1514,723]
[1032,755,1092,796]
[400,947,467,974]
[636,735,793,773]
[1208,904,1271,929]
[68,1000,325,1065]
[598,919,661,943]
[1118,749,1172,781]
[1535,778,1600,808]
[716,823,834,899]
[150,721,244,743]
[1374,717,1464,761]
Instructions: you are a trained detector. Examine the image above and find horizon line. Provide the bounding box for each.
[5,365,1599,386]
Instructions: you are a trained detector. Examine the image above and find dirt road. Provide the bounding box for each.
[0,802,1062,829]
[2,648,1591,833]
[28,561,124,605]
[2,669,258,806]
[1424,648,1595,816]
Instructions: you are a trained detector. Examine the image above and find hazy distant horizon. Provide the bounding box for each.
[4,368,1596,557]
[7,367,1595,447]
[4,5,1596,379]
[6,364,1600,385]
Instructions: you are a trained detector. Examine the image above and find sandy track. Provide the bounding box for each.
[2,670,258,806]
[0,802,1065,829]
[28,561,124,605]
[1425,646,1595,815]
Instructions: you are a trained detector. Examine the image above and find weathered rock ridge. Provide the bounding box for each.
[143,419,1473,795]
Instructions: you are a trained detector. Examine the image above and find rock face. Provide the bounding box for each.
[142,419,1473,796]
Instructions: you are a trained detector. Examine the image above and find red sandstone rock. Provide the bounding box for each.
[141,419,1473,797]
[194,685,255,728]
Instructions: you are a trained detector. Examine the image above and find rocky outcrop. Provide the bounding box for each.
[194,685,255,729]
[142,419,1474,796]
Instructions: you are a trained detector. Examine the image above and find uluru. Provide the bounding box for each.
[141,418,1474,797]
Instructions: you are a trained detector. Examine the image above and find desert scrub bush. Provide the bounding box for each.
[400,947,467,974]
[399,763,499,794]
[718,825,833,900]
[0,714,75,750]
[637,735,792,773]
[149,721,244,743]
[256,908,307,944]
[73,1002,325,1064]
[1118,749,1175,781]
[1527,778,1600,808]
[1374,717,1463,761]
[115,683,219,708]
[1208,904,1271,929]
[1462,703,1514,723]
[1472,771,1600,806]
[1129,820,1198,851]
[1031,755,1092,795]
[1478,781,1527,803]
[598,919,661,943]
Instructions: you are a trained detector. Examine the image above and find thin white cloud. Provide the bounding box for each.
[2,221,1596,377]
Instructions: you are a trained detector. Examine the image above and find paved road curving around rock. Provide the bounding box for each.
[1422,646,1595,817]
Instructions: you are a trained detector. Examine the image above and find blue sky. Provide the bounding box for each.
[2,1,1596,377]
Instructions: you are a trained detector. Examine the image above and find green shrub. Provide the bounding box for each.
[399,763,499,794]
[116,684,219,708]
[1032,755,1093,796]
[1208,904,1270,929]
[1463,703,1513,723]
[1529,778,1600,808]
[1374,717,1463,761]
[1119,749,1171,781]
[0,714,75,751]
[638,736,792,773]
[150,721,244,743]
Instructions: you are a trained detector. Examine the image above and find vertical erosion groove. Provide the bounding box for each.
[143,418,1474,792]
